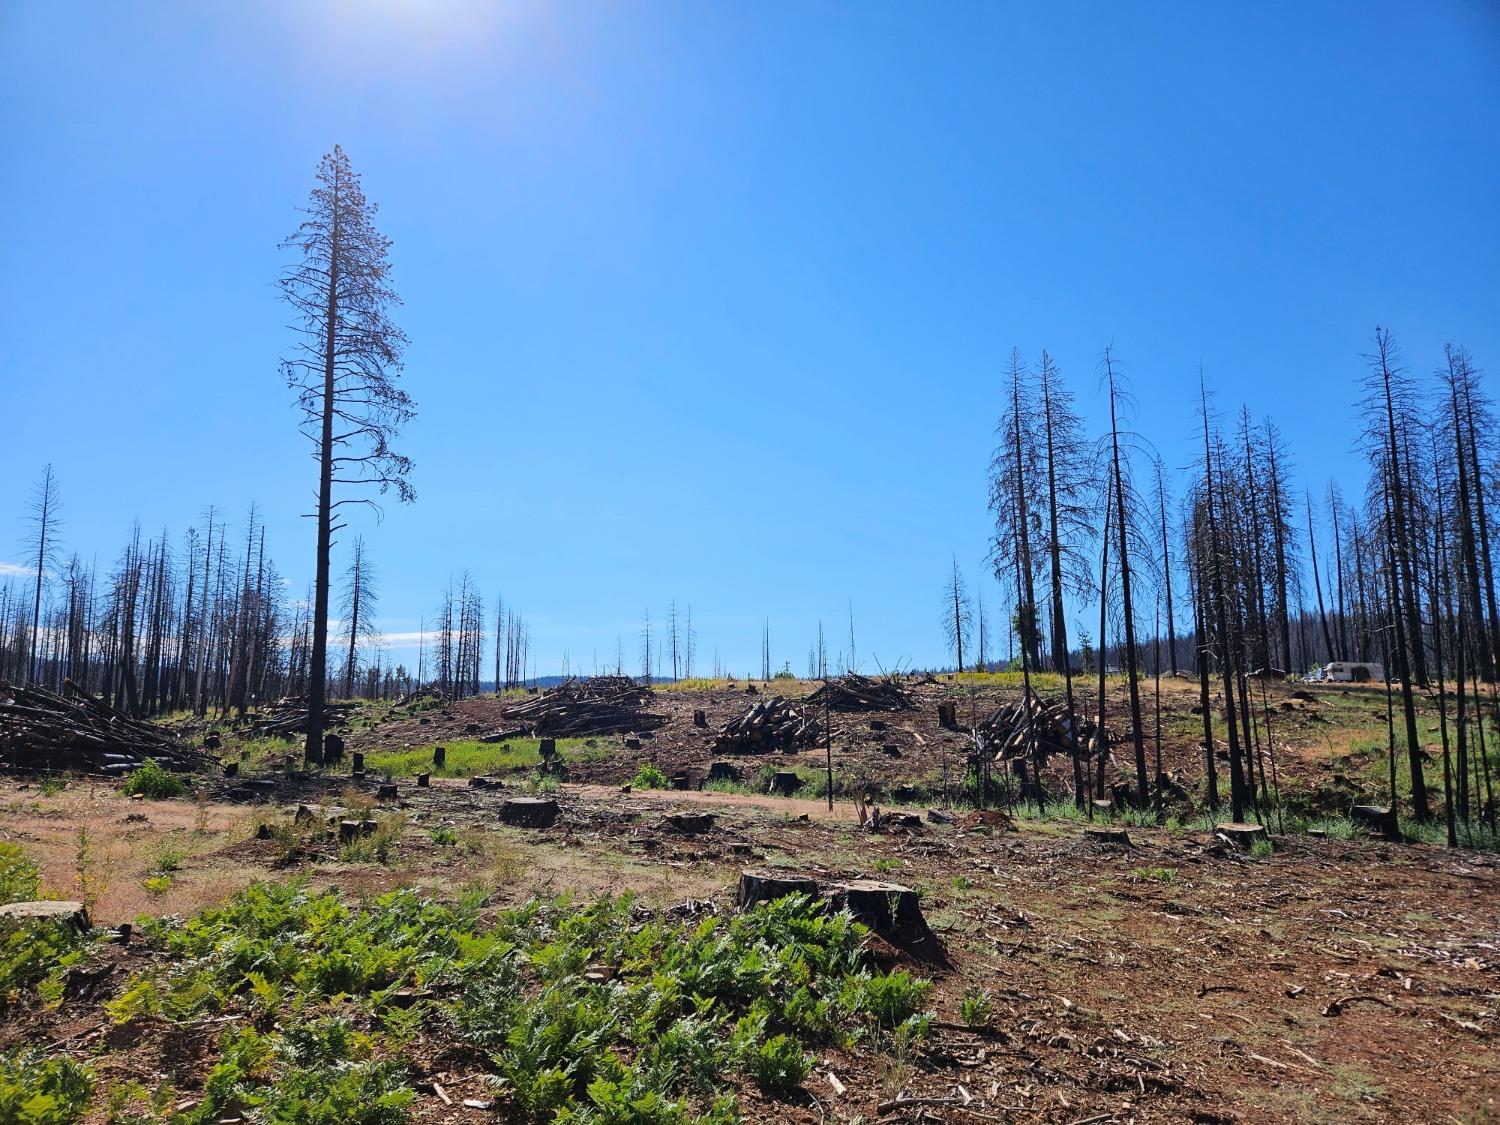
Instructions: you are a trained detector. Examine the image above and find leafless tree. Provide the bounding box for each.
[942,555,972,672]
[280,144,415,762]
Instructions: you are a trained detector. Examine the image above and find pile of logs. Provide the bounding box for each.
[0,679,217,775]
[250,697,361,738]
[501,676,665,737]
[394,686,451,709]
[715,695,824,754]
[805,674,915,712]
[976,695,1100,761]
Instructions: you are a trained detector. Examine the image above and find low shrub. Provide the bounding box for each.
[0,1049,93,1123]
[121,759,187,799]
[631,764,669,790]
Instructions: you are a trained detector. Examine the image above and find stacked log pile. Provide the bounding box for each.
[0,680,216,775]
[501,676,666,737]
[251,697,361,738]
[715,695,823,753]
[976,695,1103,761]
[805,674,915,712]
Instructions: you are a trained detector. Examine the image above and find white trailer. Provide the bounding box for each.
[1323,661,1384,683]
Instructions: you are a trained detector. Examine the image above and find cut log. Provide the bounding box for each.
[1349,805,1400,840]
[827,880,947,965]
[1083,826,1132,846]
[737,870,818,909]
[664,812,716,834]
[1215,821,1269,850]
[500,797,559,828]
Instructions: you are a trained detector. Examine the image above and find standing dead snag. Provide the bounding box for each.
[280,145,415,763]
[942,555,972,673]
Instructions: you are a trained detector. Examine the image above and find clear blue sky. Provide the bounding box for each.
[3,1,1498,677]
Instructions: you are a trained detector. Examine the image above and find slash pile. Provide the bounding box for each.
[250,697,361,738]
[976,694,1102,761]
[501,676,666,737]
[804,673,915,712]
[0,679,216,774]
[715,695,825,753]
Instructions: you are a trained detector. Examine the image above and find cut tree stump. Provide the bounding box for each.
[665,812,716,834]
[869,719,887,733]
[880,812,923,831]
[351,752,365,773]
[417,772,430,788]
[768,771,803,796]
[1350,805,1400,840]
[323,733,345,762]
[707,762,742,784]
[1215,822,1269,850]
[936,701,958,729]
[469,776,503,790]
[538,738,557,760]
[827,880,947,965]
[0,900,90,932]
[377,783,399,801]
[693,709,708,728]
[880,744,902,758]
[1083,826,1132,846]
[737,870,818,909]
[500,797,559,828]
[433,746,446,767]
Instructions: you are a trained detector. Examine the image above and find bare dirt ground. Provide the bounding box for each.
[3,676,1497,1123]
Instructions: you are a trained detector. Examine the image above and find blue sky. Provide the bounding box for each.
[3,1,1498,677]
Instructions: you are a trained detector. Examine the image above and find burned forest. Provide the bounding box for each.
[4,15,1500,1125]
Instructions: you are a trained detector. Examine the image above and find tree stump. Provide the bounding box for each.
[693,709,708,728]
[0,900,90,933]
[500,797,559,828]
[377,783,399,800]
[737,870,817,909]
[1215,822,1268,850]
[1350,805,1400,840]
[880,744,902,758]
[538,738,557,760]
[827,880,946,965]
[768,771,803,796]
[937,701,958,729]
[1091,799,1114,817]
[351,752,365,773]
[433,746,446,768]
[669,772,691,791]
[892,784,919,803]
[338,819,362,843]
[665,812,716,834]
[323,733,345,762]
[625,738,642,750]
[1083,825,1131,846]
[416,772,430,788]
[880,811,923,831]
[469,776,503,789]
[707,762,742,784]
[869,719,887,733]
[222,762,238,778]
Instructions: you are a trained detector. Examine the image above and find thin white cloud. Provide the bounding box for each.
[0,562,36,578]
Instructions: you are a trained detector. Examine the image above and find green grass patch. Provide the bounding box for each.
[362,737,598,780]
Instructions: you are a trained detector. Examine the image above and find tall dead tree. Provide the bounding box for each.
[21,465,61,685]
[942,555,972,673]
[339,535,379,698]
[1103,350,1149,808]
[280,145,414,762]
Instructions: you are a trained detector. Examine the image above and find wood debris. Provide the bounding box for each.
[715,695,823,753]
[501,676,666,737]
[805,673,915,712]
[0,679,216,775]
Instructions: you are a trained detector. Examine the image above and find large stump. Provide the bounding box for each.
[1215,821,1268,850]
[664,812,716,834]
[827,880,947,965]
[737,870,818,910]
[768,771,803,796]
[1350,804,1400,840]
[0,900,90,933]
[500,797,559,828]
[707,762,742,784]
[1083,825,1132,846]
